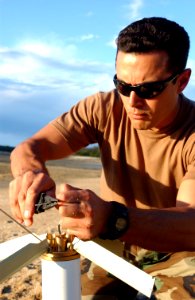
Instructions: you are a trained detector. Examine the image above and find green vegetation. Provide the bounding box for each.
[0,145,100,157]
[75,146,100,157]
[0,145,14,153]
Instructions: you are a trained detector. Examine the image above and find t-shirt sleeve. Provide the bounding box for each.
[182,132,195,181]
[50,92,111,152]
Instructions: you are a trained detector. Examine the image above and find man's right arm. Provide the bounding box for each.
[9,123,73,226]
[10,123,73,177]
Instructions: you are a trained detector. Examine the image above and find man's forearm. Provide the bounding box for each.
[10,124,75,178]
[10,139,48,178]
[122,206,195,252]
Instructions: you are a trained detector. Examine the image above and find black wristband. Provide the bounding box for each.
[99,201,129,240]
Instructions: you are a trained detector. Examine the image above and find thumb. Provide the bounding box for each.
[59,183,80,193]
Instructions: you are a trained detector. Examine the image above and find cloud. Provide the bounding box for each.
[65,34,100,43]
[107,0,144,49]
[85,11,94,17]
[80,34,99,41]
[187,58,195,84]
[0,40,114,146]
[0,41,113,90]
[107,37,117,49]
[124,0,144,20]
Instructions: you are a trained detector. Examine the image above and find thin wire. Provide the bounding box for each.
[0,208,42,242]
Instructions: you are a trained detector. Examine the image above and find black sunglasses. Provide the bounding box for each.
[113,72,180,99]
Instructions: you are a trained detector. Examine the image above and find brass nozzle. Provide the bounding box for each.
[44,225,79,260]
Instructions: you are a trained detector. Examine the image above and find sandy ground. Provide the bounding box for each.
[0,153,101,299]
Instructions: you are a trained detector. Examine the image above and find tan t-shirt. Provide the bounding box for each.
[51,90,195,210]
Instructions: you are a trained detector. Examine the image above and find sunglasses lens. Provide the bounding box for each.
[137,83,166,99]
[116,83,165,98]
[113,78,131,97]
[113,75,169,99]
[119,85,131,97]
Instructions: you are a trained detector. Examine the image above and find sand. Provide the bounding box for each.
[0,153,101,299]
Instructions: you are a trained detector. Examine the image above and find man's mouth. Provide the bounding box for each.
[131,112,149,120]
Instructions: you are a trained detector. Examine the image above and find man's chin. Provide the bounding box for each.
[131,120,152,130]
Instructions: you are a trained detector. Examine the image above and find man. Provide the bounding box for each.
[9,17,195,299]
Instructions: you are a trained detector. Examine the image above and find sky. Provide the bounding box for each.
[1,0,195,147]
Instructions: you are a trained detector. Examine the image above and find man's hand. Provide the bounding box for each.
[9,170,55,226]
[58,184,112,240]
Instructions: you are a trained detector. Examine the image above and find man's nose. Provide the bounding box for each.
[128,91,144,107]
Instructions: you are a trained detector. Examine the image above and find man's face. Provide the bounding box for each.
[115,51,181,131]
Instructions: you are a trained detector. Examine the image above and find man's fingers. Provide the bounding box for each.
[60,217,94,240]
[59,183,81,194]
[59,202,85,218]
[9,170,56,226]
[9,178,24,223]
[58,185,111,240]
[17,172,35,225]
[57,185,90,204]
[23,172,55,224]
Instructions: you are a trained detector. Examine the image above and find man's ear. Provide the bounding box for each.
[177,68,191,93]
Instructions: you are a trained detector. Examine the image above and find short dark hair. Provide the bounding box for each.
[116,17,190,73]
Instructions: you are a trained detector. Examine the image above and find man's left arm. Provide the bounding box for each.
[120,178,195,252]
[58,179,195,252]
[176,179,195,207]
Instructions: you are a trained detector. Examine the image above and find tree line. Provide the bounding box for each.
[0,145,100,157]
